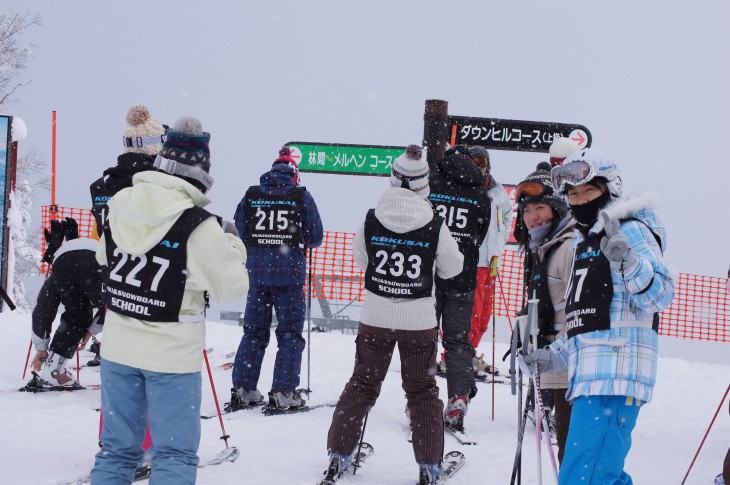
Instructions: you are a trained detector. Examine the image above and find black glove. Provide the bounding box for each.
[64,217,79,240]
[42,219,66,264]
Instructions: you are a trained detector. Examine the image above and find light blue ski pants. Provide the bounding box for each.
[90,359,201,485]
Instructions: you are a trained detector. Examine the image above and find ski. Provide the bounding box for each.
[18,371,99,393]
[225,351,236,359]
[316,442,374,484]
[202,397,265,419]
[216,362,233,370]
[198,446,240,467]
[445,426,477,445]
[61,448,238,484]
[262,402,336,416]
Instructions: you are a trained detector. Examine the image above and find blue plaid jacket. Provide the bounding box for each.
[557,195,674,404]
[234,164,323,286]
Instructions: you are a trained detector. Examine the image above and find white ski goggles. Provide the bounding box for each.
[551,160,595,193]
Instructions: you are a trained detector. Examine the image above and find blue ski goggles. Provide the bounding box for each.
[550,160,595,193]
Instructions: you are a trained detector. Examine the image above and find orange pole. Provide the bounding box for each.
[51,111,57,205]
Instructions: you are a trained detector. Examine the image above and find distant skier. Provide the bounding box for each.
[28,217,104,388]
[429,145,491,435]
[230,147,323,411]
[90,116,248,484]
[524,148,674,484]
[323,145,463,484]
[467,146,512,376]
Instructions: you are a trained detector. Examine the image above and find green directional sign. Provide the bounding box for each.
[285,141,406,176]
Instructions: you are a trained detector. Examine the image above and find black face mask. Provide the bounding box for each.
[569,189,611,228]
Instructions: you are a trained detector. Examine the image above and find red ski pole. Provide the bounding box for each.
[203,348,231,448]
[681,383,730,485]
[22,340,32,379]
[496,273,514,332]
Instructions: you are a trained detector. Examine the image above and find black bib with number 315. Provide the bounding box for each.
[564,229,613,338]
[243,186,304,249]
[363,210,441,299]
[103,207,212,321]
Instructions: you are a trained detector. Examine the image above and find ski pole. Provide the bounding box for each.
[22,340,32,379]
[203,348,231,448]
[496,272,514,332]
[681,383,730,484]
[76,350,80,382]
[305,246,313,395]
[534,372,559,483]
[352,412,369,475]
[491,275,497,421]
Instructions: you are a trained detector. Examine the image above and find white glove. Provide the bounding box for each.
[523,344,568,374]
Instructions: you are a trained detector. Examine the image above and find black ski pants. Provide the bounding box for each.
[50,316,92,359]
[435,288,476,398]
[327,323,444,464]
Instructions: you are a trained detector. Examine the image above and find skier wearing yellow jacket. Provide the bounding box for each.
[90,116,248,485]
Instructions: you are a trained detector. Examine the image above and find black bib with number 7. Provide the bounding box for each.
[363,209,441,299]
[564,229,613,338]
[103,207,212,322]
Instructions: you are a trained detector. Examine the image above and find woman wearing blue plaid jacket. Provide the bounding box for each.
[524,148,674,485]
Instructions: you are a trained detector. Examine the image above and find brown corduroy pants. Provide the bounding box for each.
[327,323,444,464]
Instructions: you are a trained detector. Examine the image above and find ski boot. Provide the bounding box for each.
[444,393,469,433]
[319,452,353,484]
[473,353,499,376]
[40,355,80,388]
[267,389,306,410]
[224,387,263,413]
[418,462,443,485]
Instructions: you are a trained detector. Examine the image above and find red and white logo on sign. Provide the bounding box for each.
[288,146,302,164]
[569,129,588,148]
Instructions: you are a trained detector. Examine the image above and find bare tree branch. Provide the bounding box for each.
[0,12,41,108]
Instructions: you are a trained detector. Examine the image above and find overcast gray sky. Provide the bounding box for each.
[3,0,729,277]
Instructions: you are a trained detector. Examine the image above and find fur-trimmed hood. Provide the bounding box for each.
[590,192,667,251]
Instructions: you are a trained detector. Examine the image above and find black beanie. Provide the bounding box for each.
[517,162,568,220]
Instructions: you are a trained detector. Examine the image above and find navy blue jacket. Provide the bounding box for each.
[234,164,324,286]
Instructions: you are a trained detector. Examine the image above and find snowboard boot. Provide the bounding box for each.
[322,452,353,482]
[225,387,263,412]
[418,462,443,485]
[268,389,306,410]
[39,355,78,387]
[444,393,469,433]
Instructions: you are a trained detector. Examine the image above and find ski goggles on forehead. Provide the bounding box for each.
[514,181,547,200]
[551,160,594,193]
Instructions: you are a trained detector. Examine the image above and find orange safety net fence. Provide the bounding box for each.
[40,207,730,343]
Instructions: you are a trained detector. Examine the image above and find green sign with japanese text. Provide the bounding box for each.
[284,141,406,176]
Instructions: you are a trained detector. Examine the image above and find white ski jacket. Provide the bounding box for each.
[352,188,463,331]
[97,171,248,373]
[478,180,513,267]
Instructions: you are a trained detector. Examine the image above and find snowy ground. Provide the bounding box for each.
[0,311,727,485]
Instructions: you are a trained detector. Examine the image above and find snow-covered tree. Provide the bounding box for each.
[0,11,41,108]
[0,12,44,310]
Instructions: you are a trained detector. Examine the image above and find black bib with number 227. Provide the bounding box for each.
[103,207,212,322]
